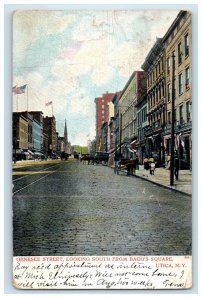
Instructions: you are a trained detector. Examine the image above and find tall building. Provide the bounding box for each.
[119,71,147,158]
[29,111,43,152]
[13,113,28,150]
[94,91,115,151]
[43,116,57,156]
[141,10,192,169]
[141,38,166,164]
[163,10,192,169]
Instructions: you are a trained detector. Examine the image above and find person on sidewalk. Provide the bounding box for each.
[174,157,179,180]
[150,162,156,175]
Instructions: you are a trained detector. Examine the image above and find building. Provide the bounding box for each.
[101,122,108,152]
[119,71,147,158]
[94,91,115,151]
[29,111,43,153]
[43,116,57,156]
[13,113,28,160]
[163,10,192,169]
[141,38,166,165]
[20,112,33,152]
[136,93,148,164]
[112,92,122,153]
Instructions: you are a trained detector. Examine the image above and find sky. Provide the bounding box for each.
[13,9,179,146]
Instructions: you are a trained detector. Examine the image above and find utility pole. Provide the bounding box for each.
[170,52,175,186]
[119,111,122,156]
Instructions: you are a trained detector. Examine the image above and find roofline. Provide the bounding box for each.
[162,10,187,42]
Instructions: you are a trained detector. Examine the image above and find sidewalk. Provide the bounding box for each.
[134,165,192,196]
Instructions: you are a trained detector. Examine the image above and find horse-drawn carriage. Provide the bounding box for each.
[114,158,137,176]
[80,152,109,165]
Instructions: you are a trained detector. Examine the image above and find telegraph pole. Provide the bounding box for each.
[170,52,175,186]
[119,112,122,155]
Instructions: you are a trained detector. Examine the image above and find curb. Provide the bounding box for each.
[110,166,192,197]
[134,173,192,197]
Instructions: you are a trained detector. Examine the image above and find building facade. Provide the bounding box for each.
[43,116,57,156]
[119,71,147,158]
[94,91,115,151]
[136,93,148,164]
[163,10,192,169]
[142,38,166,165]
[29,111,43,152]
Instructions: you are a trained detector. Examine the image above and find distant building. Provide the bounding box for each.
[94,91,115,151]
[136,93,148,164]
[43,116,57,156]
[29,111,43,152]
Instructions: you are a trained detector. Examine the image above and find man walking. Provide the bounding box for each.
[174,157,179,180]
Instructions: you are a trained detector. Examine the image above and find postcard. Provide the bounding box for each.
[12,8,192,290]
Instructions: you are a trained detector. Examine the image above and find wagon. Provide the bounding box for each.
[114,158,137,176]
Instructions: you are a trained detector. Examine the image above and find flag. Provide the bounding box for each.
[12,84,27,94]
[45,101,52,106]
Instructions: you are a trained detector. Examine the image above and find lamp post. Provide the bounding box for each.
[170,52,175,186]
[14,138,19,163]
[119,112,122,156]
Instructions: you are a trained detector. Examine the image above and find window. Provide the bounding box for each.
[162,82,165,97]
[162,57,164,71]
[167,83,171,101]
[179,73,183,95]
[168,112,171,124]
[179,105,183,125]
[158,62,161,74]
[186,101,190,123]
[167,57,170,74]
[174,78,176,99]
[153,91,155,105]
[185,67,190,89]
[102,110,104,115]
[159,85,161,100]
[185,33,189,56]
[102,105,104,109]
[178,42,182,64]
[172,51,176,70]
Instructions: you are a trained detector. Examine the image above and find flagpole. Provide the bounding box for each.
[16,94,18,112]
[27,84,28,111]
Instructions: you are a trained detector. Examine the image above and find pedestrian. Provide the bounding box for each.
[150,162,155,175]
[143,157,149,170]
[174,157,179,180]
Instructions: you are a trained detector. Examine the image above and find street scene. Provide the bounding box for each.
[12,9,192,260]
[13,158,191,256]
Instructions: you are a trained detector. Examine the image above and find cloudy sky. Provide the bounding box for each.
[13,9,179,145]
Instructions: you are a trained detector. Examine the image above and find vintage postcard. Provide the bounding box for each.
[12,8,192,289]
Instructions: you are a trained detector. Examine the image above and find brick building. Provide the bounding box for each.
[94,91,115,151]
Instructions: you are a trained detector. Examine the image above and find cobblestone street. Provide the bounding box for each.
[13,159,192,256]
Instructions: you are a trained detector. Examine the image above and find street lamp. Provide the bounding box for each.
[14,138,20,163]
[170,52,175,186]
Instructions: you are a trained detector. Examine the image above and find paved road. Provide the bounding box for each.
[13,159,192,256]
